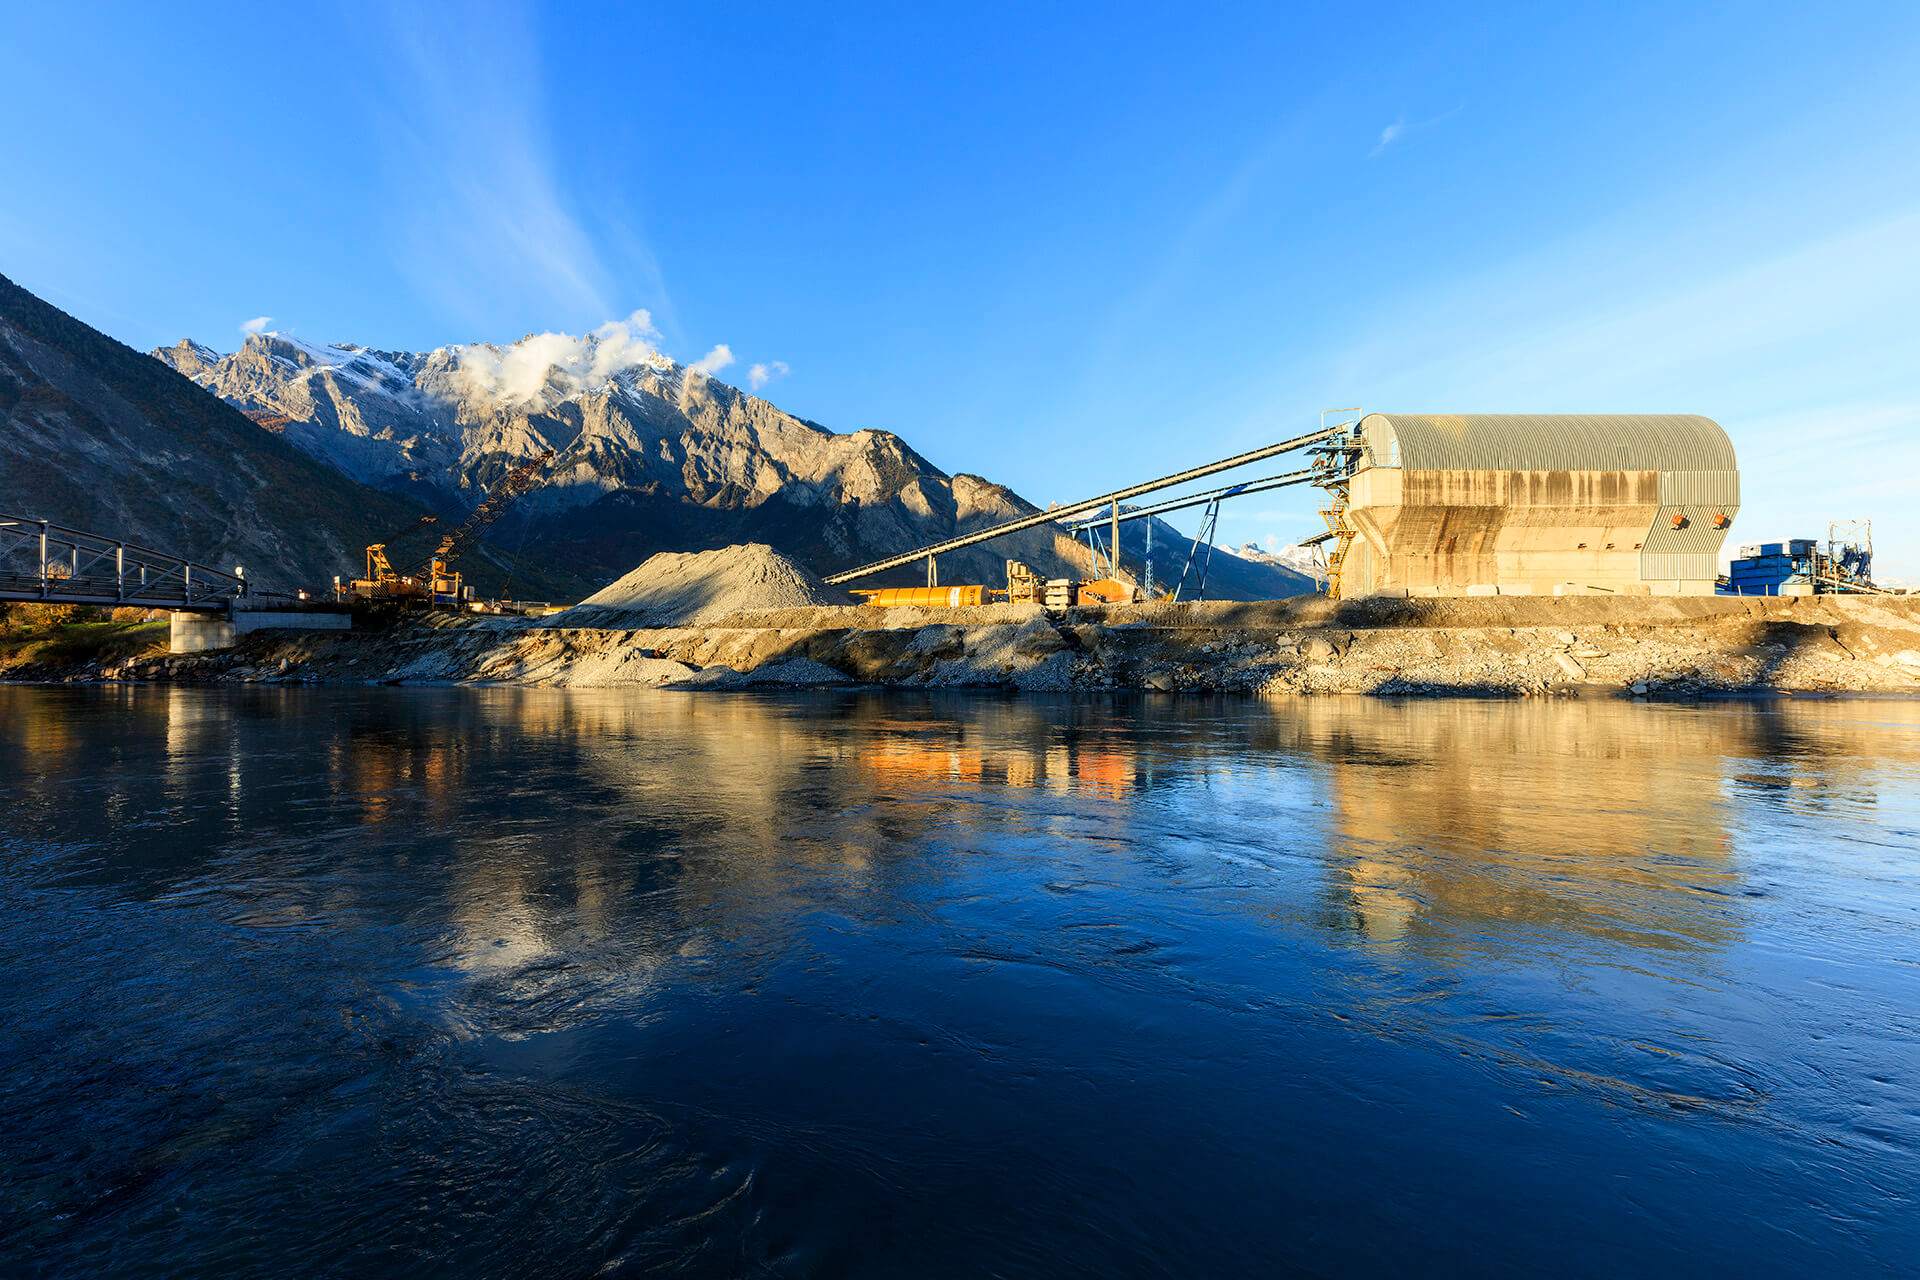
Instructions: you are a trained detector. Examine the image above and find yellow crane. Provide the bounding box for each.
[344,449,557,607]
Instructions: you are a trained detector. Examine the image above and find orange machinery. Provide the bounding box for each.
[1076,578,1142,604]
[851,561,1143,610]
[852,585,989,608]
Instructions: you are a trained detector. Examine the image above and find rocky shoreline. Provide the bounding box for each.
[11,594,1920,699]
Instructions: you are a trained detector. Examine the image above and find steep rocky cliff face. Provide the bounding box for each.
[0,273,482,593]
[156,327,1316,599]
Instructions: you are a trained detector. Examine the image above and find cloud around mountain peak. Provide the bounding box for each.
[228,310,785,410]
[447,309,674,406]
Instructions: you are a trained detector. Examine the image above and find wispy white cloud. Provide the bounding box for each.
[1369,104,1465,158]
[1368,118,1405,159]
[240,315,273,336]
[748,360,789,390]
[690,344,735,376]
[367,5,640,333]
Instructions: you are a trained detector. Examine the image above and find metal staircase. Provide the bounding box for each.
[1318,486,1357,600]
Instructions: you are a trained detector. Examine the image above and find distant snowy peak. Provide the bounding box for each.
[173,326,706,413]
[252,331,362,368]
[149,323,896,521]
[1234,541,1327,581]
[157,338,223,379]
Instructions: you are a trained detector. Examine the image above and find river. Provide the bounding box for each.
[3,686,1917,1276]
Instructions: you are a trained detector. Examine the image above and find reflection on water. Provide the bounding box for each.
[2,687,1918,1277]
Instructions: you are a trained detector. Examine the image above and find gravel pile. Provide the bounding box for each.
[559,544,851,628]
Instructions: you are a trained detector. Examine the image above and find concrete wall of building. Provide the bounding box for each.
[1345,466,1735,597]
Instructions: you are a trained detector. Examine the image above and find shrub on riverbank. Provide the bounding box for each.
[0,604,169,671]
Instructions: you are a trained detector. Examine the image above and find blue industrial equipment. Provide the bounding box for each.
[1725,523,1879,594]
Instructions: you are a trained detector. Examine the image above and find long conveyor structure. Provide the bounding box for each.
[1063,469,1319,532]
[821,423,1350,587]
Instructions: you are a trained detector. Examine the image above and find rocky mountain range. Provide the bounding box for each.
[1233,541,1327,584]
[152,327,1092,590]
[0,273,568,595]
[155,326,1316,599]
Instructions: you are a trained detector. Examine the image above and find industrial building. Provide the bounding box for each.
[1332,414,1739,597]
[1725,522,1881,595]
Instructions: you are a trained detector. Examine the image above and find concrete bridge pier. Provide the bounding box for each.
[170,608,351,654]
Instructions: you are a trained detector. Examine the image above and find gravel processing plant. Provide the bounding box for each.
[11,409,1911,696]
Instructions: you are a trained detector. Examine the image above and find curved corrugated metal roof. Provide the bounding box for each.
[1361,414,1735,472]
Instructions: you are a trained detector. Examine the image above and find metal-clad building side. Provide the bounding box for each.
[1342,413,1739,597]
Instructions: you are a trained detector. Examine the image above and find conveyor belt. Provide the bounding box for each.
[822,425,1343,584]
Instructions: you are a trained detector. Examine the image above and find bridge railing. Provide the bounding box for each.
[0,515,254,612]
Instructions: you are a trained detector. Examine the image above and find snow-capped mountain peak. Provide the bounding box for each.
[431,312,683,409]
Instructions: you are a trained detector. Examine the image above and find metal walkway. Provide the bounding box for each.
[0,515,262,613]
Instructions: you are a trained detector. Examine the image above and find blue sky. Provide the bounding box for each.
[5,2,1918,575]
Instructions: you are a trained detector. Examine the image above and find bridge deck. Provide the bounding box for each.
[1,515,261,613]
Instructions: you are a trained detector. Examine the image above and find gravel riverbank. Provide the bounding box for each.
[26,594,1920,698]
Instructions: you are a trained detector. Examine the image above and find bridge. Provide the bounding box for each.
[0,515,271,613]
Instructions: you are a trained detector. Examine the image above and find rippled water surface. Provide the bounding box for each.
[3,686,1919,1277]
